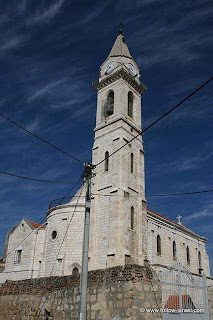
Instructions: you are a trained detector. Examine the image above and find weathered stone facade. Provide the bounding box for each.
[2,219,46,283]
[89,34,147,270]
[0,31,211,285]
[0,265,162,320]
[147,209,210,276]
[208,286,213,319]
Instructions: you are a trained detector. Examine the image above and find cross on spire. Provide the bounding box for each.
[176,214,182,225]
[119,21,123,35]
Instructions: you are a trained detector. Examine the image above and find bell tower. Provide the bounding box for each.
[89,29,147,270]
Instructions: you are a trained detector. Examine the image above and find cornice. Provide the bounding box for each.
[93,68,147,94]
[46,203,85,217]
[147,210,206,241]
[94,114,142,136]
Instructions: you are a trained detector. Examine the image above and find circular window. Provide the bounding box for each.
[51,230,57,240]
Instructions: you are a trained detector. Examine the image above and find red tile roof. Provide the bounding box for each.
[147,209,195,234]
[28,220,46,229]
[165,294,194,309]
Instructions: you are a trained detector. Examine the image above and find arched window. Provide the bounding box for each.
[173,241,177,260]
[128,91,133,118]
[186,246,190,264]
[105,151,109,172]
[130,207,134,230]
[51,230,57,240]
[130,153,134,173]
[157,235,161,255]
[72,267,79,276]
[14,245,22,264]
[105,90,114,117]
[198,251,202,268]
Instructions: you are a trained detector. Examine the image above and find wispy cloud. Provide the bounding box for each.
[184,203,213,220]
[148,139,213,176]
[129,3,213,69]
[0,35,28,52]
[25,115,42,132]
[0,14,9,25]
[69,102,94,121]
[18,0,28,14]
[81,0,111,24]
[177,150,213,171]
[28,0,65,25]
[28,78,67,102]
[49,96,90,110]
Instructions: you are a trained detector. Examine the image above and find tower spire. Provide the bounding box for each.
[108,24,132,59]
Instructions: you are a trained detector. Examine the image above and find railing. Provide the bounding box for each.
[48,197,71,209]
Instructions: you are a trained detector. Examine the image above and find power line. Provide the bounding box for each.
[35,188,84,319]
[55,174,84,207]
[95,93,213,173]
[49,189,83,276]
[147,189,213,197]
[0,169,83,184]
[4,217,46,260]
[4,178,83,260]
[95,76,213,167]
[144,93,213,144]
[93,189,213,198]
[93,93,213,201]
[0,112,84,164]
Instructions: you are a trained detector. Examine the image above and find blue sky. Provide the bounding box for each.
[0,0,212,272]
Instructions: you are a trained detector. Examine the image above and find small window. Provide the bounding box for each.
[130,207,134,230]
[72,267,79,275]
[128,91,133,118]
[198,251,202,268]
[130,153,134,173]
[125,255,131,264]
[51,230,57,240]
[105,90,114,117]
[173,241,177,260]
[186,246,190,264]
[105,151,109,172]
[157,235,161,255]
[14,249,22,264]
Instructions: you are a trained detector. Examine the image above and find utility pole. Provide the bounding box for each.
[78,163,95,320]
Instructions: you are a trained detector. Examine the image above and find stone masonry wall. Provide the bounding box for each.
[208,286,213,320]
[0,264,162,320]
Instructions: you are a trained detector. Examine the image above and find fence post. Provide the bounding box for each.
[202,272,209,320]
[178,263,183,319]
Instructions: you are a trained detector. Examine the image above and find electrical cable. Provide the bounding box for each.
[49,188,83,276]
[0,111,84,164]
[147,189,213,197]
[95,93,213,174]
[93,189,213,198]
[4,178,83,260]
[35,188,84,319]
[0,169,83,184]
[95,77,213,167]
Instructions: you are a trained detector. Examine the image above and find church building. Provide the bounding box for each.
[0,30,210,283]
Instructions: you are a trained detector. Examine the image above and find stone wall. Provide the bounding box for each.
[0,264,162,320]
[208,286,213,319]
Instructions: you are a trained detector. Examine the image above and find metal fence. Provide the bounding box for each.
[158,262,209,320]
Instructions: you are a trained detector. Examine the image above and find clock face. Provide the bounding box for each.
[105,61,115,74]
[128,63,136,75]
